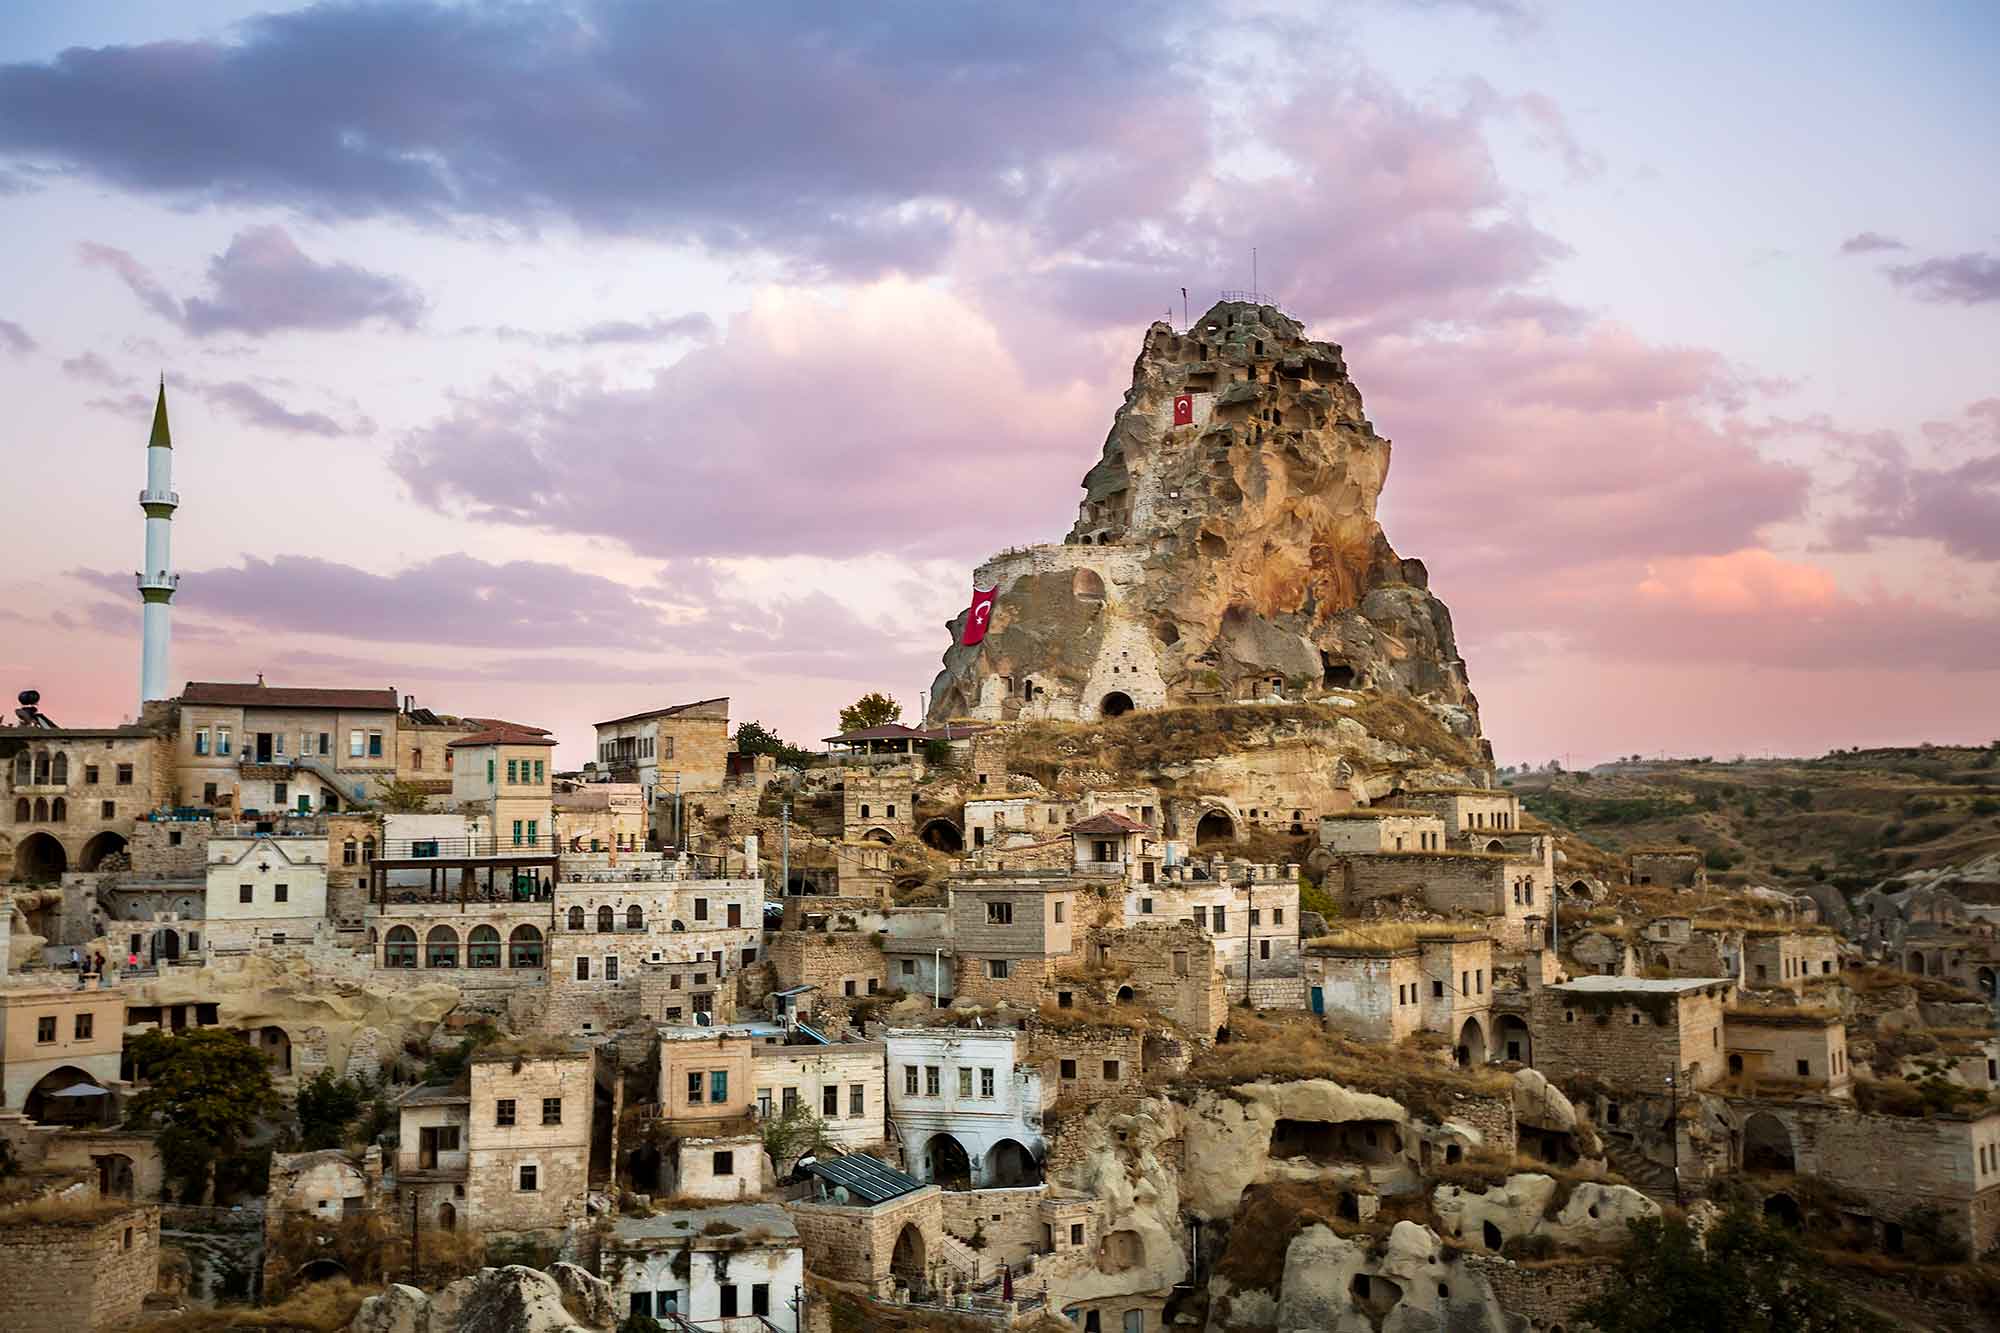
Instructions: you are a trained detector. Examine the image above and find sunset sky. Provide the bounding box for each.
[0,0,1994,769]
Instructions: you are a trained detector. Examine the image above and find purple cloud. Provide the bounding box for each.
[490,312,716,347]
[1884,253,2000,305]
[61,350,119,384]
[1822,402,2000,562]
[0,318,33,356]
[79,226,423,336]
[1838,232,1906,255]
[198,381,356,438]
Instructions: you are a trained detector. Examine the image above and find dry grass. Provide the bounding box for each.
[1183,1009,1512,1121]
[1847,966,1986,1005]
[1303,922,1481,954]
[1034,998,1150,1033]
[137,1280,379,1331]
[1724,1005,1841,1027]
[472,1033,585,1062]
[0,1192,134,1226]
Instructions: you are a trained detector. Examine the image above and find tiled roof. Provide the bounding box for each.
[447,725,559,748]
[181,682,397,710]
[1072,811,1148,835]
[596,697,729,728]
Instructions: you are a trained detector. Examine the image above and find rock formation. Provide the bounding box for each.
[928,301,1481,748]
[350,1263,614,1333]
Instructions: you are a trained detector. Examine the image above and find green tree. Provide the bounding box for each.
[760,1101,835,1168]
[1576,1209,1887,1333]
[371,777,433,812]
[837,692,902,734]
[735,720,816,771]
[294,1070,372,1150]
[125,1028,281,1203]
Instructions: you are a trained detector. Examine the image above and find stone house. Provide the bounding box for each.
[1628,847,1706,891]
[1334,849,1545,949]
[1723,1008,1852,1094]
[660,1132,768,1201]
[1741,930,1841,991]
[396,1040,596,1240]
[1302,928,1500,1063]
[1531,976,1734,1092]
[174,680,401,814]
[602,1203,803,1330]
[949,871,1079,1007]
[1318,809,1447,854]
[884,1025,1047,1188]
[1,721,170,882]
[765,925,885,1005]
[261,1146,386,1291]
[657,1027,759,1131]
[1056,922,1226,1041]
[553,785,647,853]
[788,1153,945,1298]
[0,1193,161,1333]
[448,727,558,852]
[1395,789,1523,837]
[0,983,128,1124]
[750,1033,887,1154]
[202,831,328,952]
[844,773,915,844]
[1071,812,1163,886]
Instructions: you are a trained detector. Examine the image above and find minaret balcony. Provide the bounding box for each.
[139,489,179,508]
[135,572,181,593]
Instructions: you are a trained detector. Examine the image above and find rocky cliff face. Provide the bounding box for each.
[928,301,1480,746]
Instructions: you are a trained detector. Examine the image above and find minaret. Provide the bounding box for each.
[137,380,179,706]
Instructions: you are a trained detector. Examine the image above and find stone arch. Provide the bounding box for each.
[863,827,896,844]
[425,925,460,968]
[1116,985,1136,1003]
[15,831,67,882]
[1495,1013,1531,1065]
[438,1201,457,1232]
[1194,808,1236,847]
[1099,691,1135,719]
[567,905,586,931]
[1073,569,1106,601]
[1742,1111,1796,1173]
[298,1258,347,1283]
[1906,950,1926,975]
[508,923,544,968]
[49,797,66,824]
[383,925,418,968]
[468,925,501,968]
[79,831,127,871]
[986,1138,1041,1187]
[256,1025,294,1074]
[891,1222,926,1285]
[919,818,963,853]
[1485,839,1504,854]
[24,1066,107,1125]
[596,905,614,933]
[924,1132,972,1187]
[626,904,644,930]
[1455,1015,1488,1067]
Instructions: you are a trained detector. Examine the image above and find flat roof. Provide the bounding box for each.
[611,1202,797,1246]
[1551,976,1732,995]
[660,1021,786,1041]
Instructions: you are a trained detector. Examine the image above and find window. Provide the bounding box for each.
[987,901,1013,925]
[117,764,133,785]
[518,1164,537,1191]
[1250,909,1261,927]
[605,955,619,982]
[850,1083,866,1116]
[710,1069,728,1102]
[694,898,709,921]
[825,1085,840,1116]
[632,1294,653,1319]
[988,959,1010,980]
[1797,1059,1811,1077]
[1213,908,1226,931]
[239,884,254,904]
[1475,969,1483,994]
[496,1099,516,1127]
[714,1150,735,1175]
[783,1087,799,1113]
[1173,950,1189,976]
[1259,939,1271,960]
[526,819,537,846]
[1140,898,1153,915]
[1273,908,1283,925]
[368,731,383,757]
[1060,1059,1077,1080]
[350,730,364,758]
[216,727,231,755]
[203,782,218,805]
[904,1066,919,1095]
[101,800,115,819]
[925,1066,941,1096]
[719,1285,738,1319]
[343,839,357,866]
[1104,1060,1120,1080]
[488,759,497,783]
[959,1067,973,1097]
[1058,990,1074,1008]
[194,728,209,756]
[1071,1224,1084,1245]
[507,759,518,784]
[274,883,289,904]
[1192,906,1206,929]
[687,1072,704,1104]
[901,959,916,976]
[844,979,856,997]
[36,1016,55,1043]
[576,957,591,981]
[752,1284,770,1318]
[84,764,99,784]
[318,732,330,755]
[1433,980,1444,998]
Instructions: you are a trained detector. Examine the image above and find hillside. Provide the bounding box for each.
[1507,743,2000,895]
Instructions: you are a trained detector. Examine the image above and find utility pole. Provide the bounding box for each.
[780,803,790,899]
[409,1191,419,1284]
[1666,1070,1683,1208]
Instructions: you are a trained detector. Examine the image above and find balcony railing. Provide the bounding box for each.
[378,835,561,859]
[135,572,180,591]
[138,489,179,507]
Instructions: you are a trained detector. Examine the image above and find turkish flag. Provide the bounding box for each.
[1173,394,1194,426]
[962,585,998,647]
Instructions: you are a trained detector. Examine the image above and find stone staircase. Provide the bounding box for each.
[1602,1138,1681,1201]
[935,1231,995,1284]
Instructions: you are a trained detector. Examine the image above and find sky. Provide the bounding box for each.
[0,0,1994,770]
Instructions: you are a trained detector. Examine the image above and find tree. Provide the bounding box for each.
[125,1028,280,1203]
[760,1101,834,1169]
[1576,1209,1887,1333]
[371,777,434,813]
[837,692,901,734]
[295,1069,372,1150]
[735,720,815,771]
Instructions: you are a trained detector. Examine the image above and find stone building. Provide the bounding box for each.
[1628,847,1706,891]
[1531,976,1734,1092]
[1333,849,1545,949]
[553,785,647,853]
[395,1039,597,1240]
[201,830,329,952]
[1318,809,1447,854]
[654,1020,887,1159]
[1723,1008,1851,1094]
[0,983,128,1123]
[1395,789,1522,838]
[1060,922,1227,1041]
[594,698,733,848]
[948,870,1078,1007]
[765,928,885,1007]
[448,726,558,851]
[1741,930,1841,990]
[843,773,915,844]
[1303,927,1498,1063]
[884,1025,1047,1188]
[602,1203,803,1329]
[788,1153,946,1298]
[1,718,169,882]
[0,1193,161,1333]
[173,680,401,813]
[1071,812,1164,886]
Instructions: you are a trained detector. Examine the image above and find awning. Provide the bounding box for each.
[50,1084,107,1098]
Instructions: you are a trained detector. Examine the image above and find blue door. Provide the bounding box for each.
[1310,986,1324,1015]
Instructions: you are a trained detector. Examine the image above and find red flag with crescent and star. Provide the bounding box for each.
[962,585,998,647]
[1173,393,1194,426]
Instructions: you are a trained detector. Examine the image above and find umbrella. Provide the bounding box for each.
[1002,1264,1013,1302]
[50,1084,107,1098]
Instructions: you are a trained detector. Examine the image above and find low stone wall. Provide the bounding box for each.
[1460,1252,1612,1327]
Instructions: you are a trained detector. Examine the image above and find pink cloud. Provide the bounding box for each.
[1636,549,1840,615]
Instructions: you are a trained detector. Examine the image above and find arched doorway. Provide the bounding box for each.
[1742,1112,1796,1173]
[1496,1014,1531,1065]
[863,827,896,844]
[1763,1193,1802,1229]
[256,1026,294,1075]
[150,928,180,963]
[1195,809,1236,847]
[24,1067,108,1125]
[1455,1016,1488,1067]
[93,1153,136,1198]
[1907,951,1926,976]
[297,1259,347,1283]
[891,1222,926,1287]
[78,831,127,871]
[1116,985,1135,1003]
[987,1139,1041,1187]
[924,1133,972,1188]
[14,832,66,882]
[919,819,963,853]
[437,1202,457,1232]
[1099,691,1134,719]
[509,924,545,968]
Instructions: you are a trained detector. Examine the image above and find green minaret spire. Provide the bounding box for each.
[149,377,171,450]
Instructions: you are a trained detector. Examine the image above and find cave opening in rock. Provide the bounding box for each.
[1194,810,1236,847]
[1268,1117,1399,1165]
[1100,692,1134,719]
[1321,652,1355,689]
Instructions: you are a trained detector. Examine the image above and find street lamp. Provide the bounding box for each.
[1665,1071,1683,1208]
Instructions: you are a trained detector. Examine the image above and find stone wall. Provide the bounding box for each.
[1027,1026,1145,1102]
[955,954,1058,1008]
[939,1185,1048,1259]
[1080,922,1226,1040]
[128,820,209,877]
[766,930,885,1001]
[1531,983,1730,1092]
[0,1204,161,1333]
[464,1053,594,1237]
[786,1187,943,1296]
[1459,1252,1613,1328]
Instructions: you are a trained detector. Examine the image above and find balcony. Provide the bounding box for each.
[135,571,180,593]
[380,835,561,859]
[137,489,179,508]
